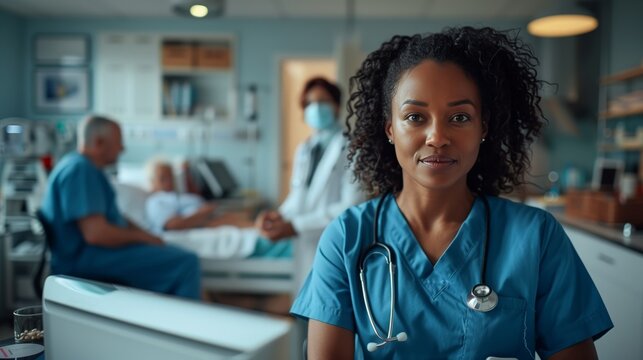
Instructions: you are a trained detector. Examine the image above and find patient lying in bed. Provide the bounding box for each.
[144,160,292,259]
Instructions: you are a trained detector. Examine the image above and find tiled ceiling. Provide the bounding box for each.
[0,0,556,19]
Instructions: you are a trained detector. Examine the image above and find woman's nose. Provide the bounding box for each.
[425,122,450,148]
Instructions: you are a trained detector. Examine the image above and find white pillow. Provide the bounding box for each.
[112,182,150,229]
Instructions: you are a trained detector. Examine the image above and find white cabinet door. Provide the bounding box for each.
[96,33,161,122]
[564,226,643,360]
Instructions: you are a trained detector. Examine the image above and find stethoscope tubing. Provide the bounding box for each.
[359,193,496,351]
[359,244,396,342]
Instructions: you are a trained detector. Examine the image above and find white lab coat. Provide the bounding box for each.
[279,130,365,289]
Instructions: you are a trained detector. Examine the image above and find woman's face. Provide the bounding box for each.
[386,60,486,194]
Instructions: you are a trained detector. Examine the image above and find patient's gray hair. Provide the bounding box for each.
[77,115,119,149]
[146,157,173,183]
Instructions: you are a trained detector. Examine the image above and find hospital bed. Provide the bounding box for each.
[112,176,316,298]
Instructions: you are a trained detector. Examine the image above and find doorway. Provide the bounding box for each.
[279,58,336,202]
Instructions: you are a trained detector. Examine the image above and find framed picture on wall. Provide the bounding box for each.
[34,67,90,113]
[34,34,89,65]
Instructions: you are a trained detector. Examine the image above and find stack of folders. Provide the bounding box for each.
[163,80,195,117]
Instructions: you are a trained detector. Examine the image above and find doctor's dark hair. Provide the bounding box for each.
[345,26,546,197]
[300,77,342,109]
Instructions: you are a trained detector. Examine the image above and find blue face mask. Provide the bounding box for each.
[304,102,336,130]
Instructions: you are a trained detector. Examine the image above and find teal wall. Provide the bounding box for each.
[609,0,643,73]
[0,10,25,118]
[605,0,643,176]
[1,0,641,201]
[522,0,643,189]
[13,16,527,202]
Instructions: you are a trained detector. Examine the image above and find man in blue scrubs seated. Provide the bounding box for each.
[41,115,201,299]
[291,27,613,359]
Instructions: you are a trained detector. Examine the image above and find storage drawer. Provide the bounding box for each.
[162,43,194,68]
[194,45,231,69]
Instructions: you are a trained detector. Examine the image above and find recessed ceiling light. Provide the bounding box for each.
[190,5,208,18]
[172,0,224,19]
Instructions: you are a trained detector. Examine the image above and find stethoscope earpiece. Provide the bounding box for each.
[366,332,408,352]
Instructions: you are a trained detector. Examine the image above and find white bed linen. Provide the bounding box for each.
[162,226,259,259]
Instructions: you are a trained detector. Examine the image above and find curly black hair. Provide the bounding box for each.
[346,26,546,198]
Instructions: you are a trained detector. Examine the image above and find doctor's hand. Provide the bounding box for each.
[255,210,297,241]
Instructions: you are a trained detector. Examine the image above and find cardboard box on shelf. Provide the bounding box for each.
[194,44,231,69]
[162,43,194,68]
[565,190,643,226]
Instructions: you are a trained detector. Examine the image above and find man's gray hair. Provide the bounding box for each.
[77,115,119,149]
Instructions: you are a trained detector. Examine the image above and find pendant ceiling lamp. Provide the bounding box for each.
[527,3,598,37]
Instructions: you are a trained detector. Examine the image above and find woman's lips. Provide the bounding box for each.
[419,155,457,169]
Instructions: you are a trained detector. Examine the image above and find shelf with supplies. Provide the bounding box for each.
[597,65,643,183]
[601,65,643,85]
[600,103,643,120]
[95,33,236,123]
[161,38,235,122]
[599,143,643,152]
[599,65,643,120]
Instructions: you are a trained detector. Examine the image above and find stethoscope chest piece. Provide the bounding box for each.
[466,284,498,312]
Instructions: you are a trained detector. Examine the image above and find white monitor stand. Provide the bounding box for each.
[43,275,292,359]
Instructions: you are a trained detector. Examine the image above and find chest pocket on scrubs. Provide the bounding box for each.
[462,296,532,359]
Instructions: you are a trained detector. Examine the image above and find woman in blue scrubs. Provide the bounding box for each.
[290,27,613,359]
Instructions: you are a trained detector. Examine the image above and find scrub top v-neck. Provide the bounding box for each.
[291,195,613,359]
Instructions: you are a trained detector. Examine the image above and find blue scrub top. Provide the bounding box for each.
[41,153,126,275]
[291,194,613,359]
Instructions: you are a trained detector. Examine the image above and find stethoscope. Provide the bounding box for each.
[358,193,498,352]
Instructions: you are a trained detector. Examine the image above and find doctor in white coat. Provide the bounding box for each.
[255,77,365,285]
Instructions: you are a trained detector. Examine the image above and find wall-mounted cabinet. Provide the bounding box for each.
[96,33,235,123]
[161,38,235,121]
[95,33,161,121]
[600,66,643,120]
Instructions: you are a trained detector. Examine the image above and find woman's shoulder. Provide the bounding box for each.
[336,197,378,223]
[323,198,379,242]
[487,195,559,228]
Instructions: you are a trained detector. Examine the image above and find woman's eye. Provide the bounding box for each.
[451,113,471,123]
[405,113,422,122]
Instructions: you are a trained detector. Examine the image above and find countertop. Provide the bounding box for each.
[554,211,643,255]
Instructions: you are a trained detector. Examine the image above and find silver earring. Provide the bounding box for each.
[481,138,486,143]
[388,138,394,144]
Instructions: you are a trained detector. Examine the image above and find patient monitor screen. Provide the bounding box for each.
[195,159,238,200]
[2,124,26,156]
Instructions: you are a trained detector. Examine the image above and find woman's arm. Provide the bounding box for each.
[548,338,597,360]
[307,320,354,360]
